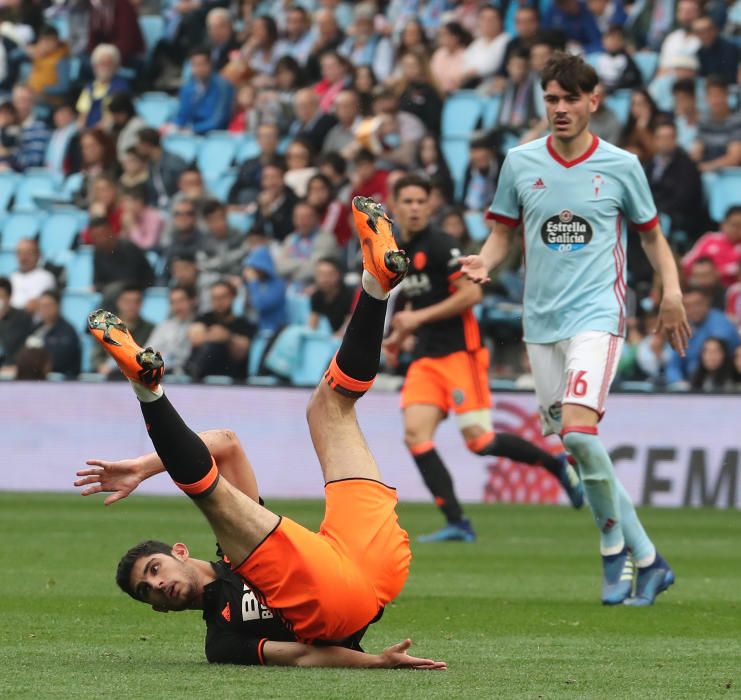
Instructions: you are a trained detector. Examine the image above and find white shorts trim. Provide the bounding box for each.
[526,331,624,436]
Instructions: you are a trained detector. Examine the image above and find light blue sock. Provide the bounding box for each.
[562,431,624,555]
[614,480,656,566]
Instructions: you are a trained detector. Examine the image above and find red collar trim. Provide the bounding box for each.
[546,134,599,168]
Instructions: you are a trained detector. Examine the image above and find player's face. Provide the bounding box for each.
[130,550,200,612]
[394,185,431,236]
[543,81,598,143]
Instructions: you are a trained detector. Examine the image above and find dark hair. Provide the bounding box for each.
[39,289,61,304]
[440,21,472,47]
[684,284,712,299]
[692,255,716,268]
[172,252,197,264]
[691,337,734,391]
[202,198,226,217]
[171,284,197,300]
[318,151,347,176]
[287,4,308,19]
[189,46,212,62]
[604,23,625,37]
[509,46,531,62]
[275,55,306,88]
[724,205,741,220]
[705,74,729,91]
[540,51,598,93]
[15,346,52,381]
[315,256,343,273]
[116,540,174,600]
[439,206,472,248]
[124,145,145,159]
[652,115,676,133]
[211,279,237,296]
[0,277,11,296]
[262,156,287,173]
[108,92,136,117]
[354,148,376,165]
[622,88,661,141]
[254,15,278,46]
[38,24,60,39]
[470,136,494,151]
[118,285,144,299]
[393,173,432,198]
[672,78,696,96]
[80,128,117,169]
[137,128,161,147]
[479,4,502,20]
[122,183,149,202]
[397,17,431,56]
[89,216,110,228]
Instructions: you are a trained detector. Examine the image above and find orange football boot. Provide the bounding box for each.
[87,309,164,389]
[352,196,408,293]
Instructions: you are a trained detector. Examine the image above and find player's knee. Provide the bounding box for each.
[562,429,598,471]
[404,428,431,452]
[465,430,495,455]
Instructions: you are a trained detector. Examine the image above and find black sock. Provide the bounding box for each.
[478,433,562,475]
[140,394,219,497]
[335,291,387,382]
[413,447,464,523]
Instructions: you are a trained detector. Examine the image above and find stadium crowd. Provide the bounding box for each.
[0,0,740,391]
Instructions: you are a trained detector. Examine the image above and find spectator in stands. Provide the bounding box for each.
[170,48,234,135]
[76,44,130,129]
[228,123,282,205]
[305,172,352,246]
[542,0,601,54]
[488,48,539,147]
[430,21,472,94]
[318,151,352,203]
[187,280,254,380]
[460,5,510,86]
[86,0,145,67]
[440,207,478,256]
[306,8,346,83]
[650,52,699,113]
[73,128,117,206]
[645,119,708,240]
[414,134,454,203]
[275,4,314,66]
[228,83,260,133]
[283,137,318,198]
[162,196,205,280]
[252,159,299,241]
[234,15,281,80]
[11,85,50,170]
[25,25,71,109]
[92,285,154,378]
[691,76,741,173]
[273,200,337,289]
[243,245,287,333]
[621,88,662,163]
[10,239,56,314]
[136,128,188,208]
[27,290,81,377]
[14,342,52,380]
[589,84,622,145]
[395,47,443,136]
[595,26,643,94]
[108,93,146,162]
[119,146,150,190]
[82,174,124,245]
[0,277,33,370]
[45,103,79,176]
[169,252,209,310]
[308,257,354,335]
[205,7,240,73]
[199,199,246,282]
[90,217,155,308]
[322,89,361,157]
[692,14,740,84]
[690,337,736,391]
[339,3,394,81]
[368,88,426,168]
[120,184,165,250]
[144,284,198,375]
[288,87,337,154]
[261,55,307,130]
[392,17,431,65]
[353,64,378,116]
[665,285,741,387]
[462,137,499,213]
[176,167,211,214]
[0,101,20,171]
[658,0,701,73]
[315,50,353,114]
[586,0,628,35]
[349,148,389,205]
[685,257,727,309]
[500,6,540,75]
[682,207,741,288]
[671,78,700,151]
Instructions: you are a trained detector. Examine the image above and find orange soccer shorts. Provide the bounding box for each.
[232,479,411,643]
[401,347,492,414]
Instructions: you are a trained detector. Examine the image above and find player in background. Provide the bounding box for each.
[76,197,446,670]
[461,53,691,605]
[384,174,584,544]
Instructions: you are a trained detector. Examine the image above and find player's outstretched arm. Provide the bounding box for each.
[262,639,447,670]
[459,220,514,284]
[75,429,260,504]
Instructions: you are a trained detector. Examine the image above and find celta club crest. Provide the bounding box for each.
[483,401,563,504]
[592,174,604,197]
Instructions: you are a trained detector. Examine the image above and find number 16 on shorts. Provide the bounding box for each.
[565,370,588,398]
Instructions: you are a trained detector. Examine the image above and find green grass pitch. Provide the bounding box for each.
[1,493,739,699]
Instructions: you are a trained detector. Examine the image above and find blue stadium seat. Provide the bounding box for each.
[633,51,658,84]
[0,172,19,211]
[2,212,42,250]
[442,91,483,139]
[146,250,165,278]
[481,95,502,130]
[139,15,165,57]
[61,290,102,331]
[0,249,17,276]
[286,291,311,325]
[290,335,340,387]
[227,210,255,233]
[163,133,200,163]
[441,138,470,201]
[62,173,84,199]
[135,92,178,128]
[13,172,57,211]
[65,246,94,290]
[584,52,604,69]
[465,211,490,242]
[707,169,741,223]
[80,332,96,374]
[198,133,238,180]
[141,287,170,325]
[235,136,261,163]
[39,212,80,260]
[206,171,238,203]
[605,89,632,125]
[248,329,275,376]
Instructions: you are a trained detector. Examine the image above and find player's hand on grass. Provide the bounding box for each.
[74,458,144,505]
[459,255,490,284]
[656,291,691,357]
[378,639,447,670]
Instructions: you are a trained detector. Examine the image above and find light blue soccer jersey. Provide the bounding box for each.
[487,135,658,343]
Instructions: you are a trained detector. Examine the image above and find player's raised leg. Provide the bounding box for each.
[87,310,279,566]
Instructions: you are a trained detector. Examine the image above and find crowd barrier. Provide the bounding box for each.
[2,383,739,509]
